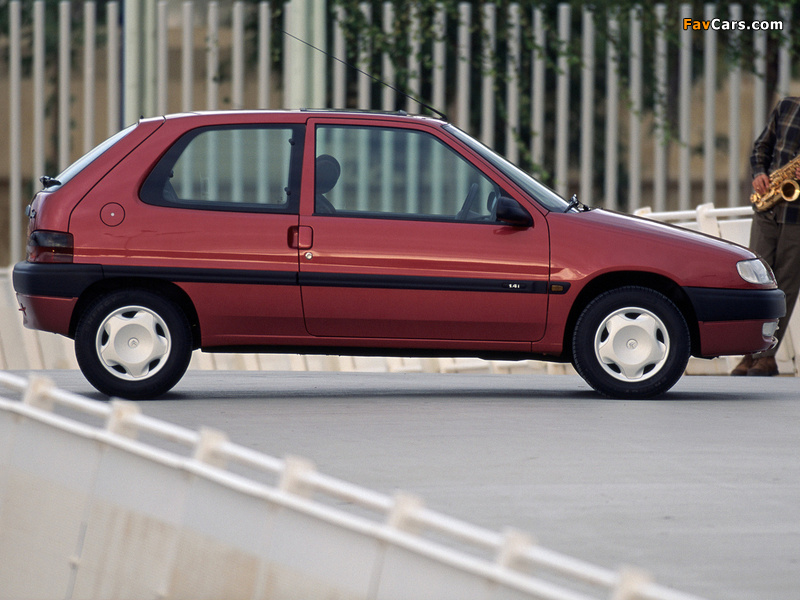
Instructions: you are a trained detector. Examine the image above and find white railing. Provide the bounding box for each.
[3,1,797,263]
[634,203,754,241]
[0,370,707,600]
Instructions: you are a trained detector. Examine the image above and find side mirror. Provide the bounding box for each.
[496,196,533,227]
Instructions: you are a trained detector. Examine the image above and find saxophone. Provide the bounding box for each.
[750,154,800,211]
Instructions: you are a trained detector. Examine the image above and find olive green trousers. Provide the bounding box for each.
[749,205,800,357]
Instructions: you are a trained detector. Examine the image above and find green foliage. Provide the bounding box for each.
[330,0,798,198]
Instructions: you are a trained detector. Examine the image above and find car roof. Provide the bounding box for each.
[144,109,447,128]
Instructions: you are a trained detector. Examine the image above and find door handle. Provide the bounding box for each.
[288,226,313,249]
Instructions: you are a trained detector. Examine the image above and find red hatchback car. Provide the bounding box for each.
[13,110,784,399]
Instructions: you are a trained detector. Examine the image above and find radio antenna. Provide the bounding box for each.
[281,29,448,121]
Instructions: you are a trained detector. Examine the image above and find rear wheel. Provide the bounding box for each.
[572,286,690,398]
[75,290,192,399]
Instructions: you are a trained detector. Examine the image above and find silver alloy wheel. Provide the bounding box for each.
[593,306,669,382]
[95,305,172,380]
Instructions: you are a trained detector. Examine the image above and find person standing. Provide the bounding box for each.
[732,96,800,376]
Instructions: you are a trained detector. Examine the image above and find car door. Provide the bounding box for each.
[121,122,307,345]
[296,118,550,343]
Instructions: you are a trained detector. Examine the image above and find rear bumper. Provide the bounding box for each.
[12,261,102,298]
[12,261,98,337]
[15,293,77,336]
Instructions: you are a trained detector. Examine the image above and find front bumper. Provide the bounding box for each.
[685,287,786,357]
[684,287,785,322]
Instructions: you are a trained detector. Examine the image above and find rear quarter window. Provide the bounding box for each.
[140,125,302,213]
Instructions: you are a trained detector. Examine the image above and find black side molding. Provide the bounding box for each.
[13,260,556,299]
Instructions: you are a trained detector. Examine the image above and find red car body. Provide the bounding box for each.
[13,111,784,399]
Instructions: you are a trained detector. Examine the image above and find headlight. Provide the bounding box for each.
[737,258,776,285]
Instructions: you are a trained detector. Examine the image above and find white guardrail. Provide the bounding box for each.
[0,371,707,600]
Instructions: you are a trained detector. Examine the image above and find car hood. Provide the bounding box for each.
[546,208,761,289]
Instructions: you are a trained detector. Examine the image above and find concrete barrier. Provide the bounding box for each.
[0,371,707,600]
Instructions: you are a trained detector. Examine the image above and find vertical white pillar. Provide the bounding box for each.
[678,3,692,210]
[358,2,371,110]
[206,2,219,110]
[728,4,742,207]
[407,6,421,113]
[258,2,272,108]
[124,0,157,123]
[142,0,157,116]
[505,3,520,163]
[156,0,168,115]
[480,3,496,146]
[232,1,245,109]
[83,2,97,153]
[9,1,22,263]
[107,2,120,134]
[382,2,396,111]
[284,0,327,109]
[333,6,346,108]
[555,3,570,198]
[653,4,667,212]
[59,1,72,171]
[432,3,446,115]
[604,12,619,211]
[580,7,594,205]
[702,3,716,207]
[33,1,46,188]
[181,1,194,112]
[456,3,471,131]
[753,7,767,148]
[531,8,545,169]
[629,6,642,211]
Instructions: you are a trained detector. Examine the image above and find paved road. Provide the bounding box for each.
[31,369,800,600]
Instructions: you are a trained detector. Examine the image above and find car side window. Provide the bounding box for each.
[141,125,301,213]
[315,125,500,222]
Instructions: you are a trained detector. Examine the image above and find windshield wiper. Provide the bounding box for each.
[39,175,62,188]
[564,193,591,213]
[564,193,580,212]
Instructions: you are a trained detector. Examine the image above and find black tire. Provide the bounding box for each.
[75,289,192,399]
[572,286,690,399]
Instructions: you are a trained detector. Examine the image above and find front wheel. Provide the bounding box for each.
[572,286,690,399]
[75,290,192,399]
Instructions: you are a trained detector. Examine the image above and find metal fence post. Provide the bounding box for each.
[123,0,157,124]
[9,1,22,265]
[284,0,327,110]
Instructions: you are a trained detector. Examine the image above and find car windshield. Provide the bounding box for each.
[44,123,137,189]
[443,124,571,212]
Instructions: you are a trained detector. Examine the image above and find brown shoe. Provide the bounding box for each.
[730,355,754,376]
[747,356,779,377]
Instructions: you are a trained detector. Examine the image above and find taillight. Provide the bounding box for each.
[26,230,74,263]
